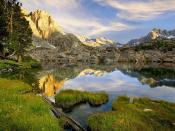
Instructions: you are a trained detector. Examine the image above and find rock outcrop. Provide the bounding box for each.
[22,9,64,48]
[118,47,175,63]
[30,42,120,66]
[23,9,64,40]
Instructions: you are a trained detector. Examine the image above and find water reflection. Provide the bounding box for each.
[39,74,65,97]
[3,62,173,129]
[49,63,174,129]
[77,69,107,77]
[63,70,175,101]
[40,63,175,100]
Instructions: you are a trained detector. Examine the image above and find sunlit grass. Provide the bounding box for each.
[88,96,175,131]
[0,78,61,131]
[55,89,108,111]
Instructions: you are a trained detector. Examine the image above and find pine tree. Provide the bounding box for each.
[9,1,32,62]
[0,0,32,62]
[0,0,9,57]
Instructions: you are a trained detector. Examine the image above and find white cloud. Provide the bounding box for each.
[94,0,175,20]
[20,0,131,36]
[57,16,131,36]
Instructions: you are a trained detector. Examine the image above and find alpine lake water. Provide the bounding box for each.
[37,62,175,129]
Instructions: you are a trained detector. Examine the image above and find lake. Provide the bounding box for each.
[38,63,175,128]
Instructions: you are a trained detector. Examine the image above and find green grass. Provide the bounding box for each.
[55,89,108,111]
[22,56,41,68]
[0,59,20,70]
[0,78,61,131]
[0,57,41,71]
[0,57,41,87]
[88,96,175,131]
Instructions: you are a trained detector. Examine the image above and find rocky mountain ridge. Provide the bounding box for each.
[23,9,117,48]
[127,28,175,46]
[77,36,117,47]
[23,9,175,65]
[24,9,119,65]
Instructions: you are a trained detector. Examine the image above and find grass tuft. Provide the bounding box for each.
[88,96,175,131]
[55,89,108,111]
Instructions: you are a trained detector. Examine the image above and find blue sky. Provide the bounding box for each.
[20,0,175,43]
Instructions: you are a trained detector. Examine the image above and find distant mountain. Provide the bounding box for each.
[77,36,118,47]
[127,28,175,46]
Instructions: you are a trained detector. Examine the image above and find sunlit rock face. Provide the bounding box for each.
[151,28,162,40]
[23,9,64,39]
[39,74,65,97]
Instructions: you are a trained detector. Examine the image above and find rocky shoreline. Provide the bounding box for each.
[118,47,175,63]
[29,43,175,66]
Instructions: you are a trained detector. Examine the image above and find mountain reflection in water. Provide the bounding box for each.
[39,63,175,128]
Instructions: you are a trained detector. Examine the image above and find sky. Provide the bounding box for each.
[20,0,175,43]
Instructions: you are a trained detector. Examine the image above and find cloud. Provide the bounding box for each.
[85,22,131,36]
[94,0,175,20]
[20,0,131,36]
[57,17,131,36]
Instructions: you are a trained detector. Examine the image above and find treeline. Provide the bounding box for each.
[134,39,175,52]
[0,0,32,62]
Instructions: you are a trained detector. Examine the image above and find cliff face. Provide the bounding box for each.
[30,10,64,39]
[24,9,64,40]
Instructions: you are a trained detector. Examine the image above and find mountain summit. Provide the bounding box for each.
[77,36,117,47]
[23,9,64,40]
[127,28,175,45]
[23,9,118,48]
